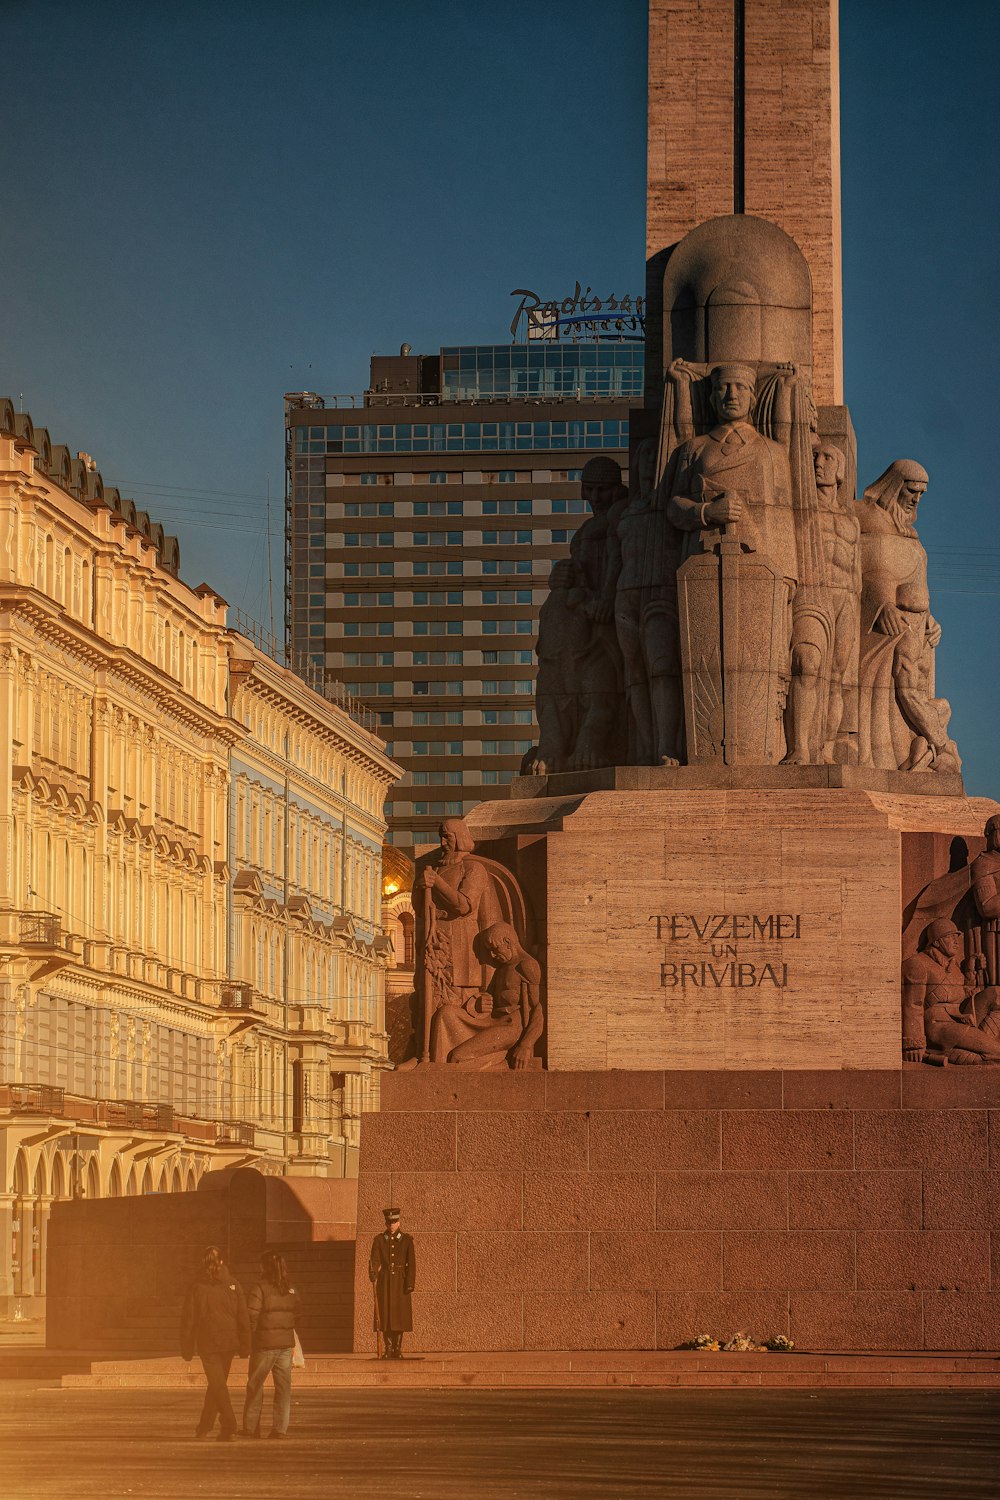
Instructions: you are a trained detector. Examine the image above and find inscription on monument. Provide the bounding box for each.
[649,913,802,989]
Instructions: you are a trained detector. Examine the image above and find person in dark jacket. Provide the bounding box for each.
[180,1244,250,1440]
[368,1207,416,1358]
[242,1251,302,1438]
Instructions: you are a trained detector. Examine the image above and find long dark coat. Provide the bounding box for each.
[368,1230,416,1333]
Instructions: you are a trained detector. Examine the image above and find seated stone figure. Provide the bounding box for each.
[429,921,544,1070]
[901,919,1000,1065]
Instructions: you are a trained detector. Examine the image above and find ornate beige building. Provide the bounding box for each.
[0,400,399,1318]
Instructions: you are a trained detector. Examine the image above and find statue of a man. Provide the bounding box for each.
[857,460,960,773]
[602,437,683,764]
[412,817,502,1061]
[528,558,590,775]
[783,441,861,764]
[428,921,544,1069]
[902,918,1000,1064]
[664,362,798,594]
[562,456,627,770]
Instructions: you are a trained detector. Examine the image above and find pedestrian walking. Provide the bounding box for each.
[179,1244,250,1441]
[368,1206,416,1358]
[242,1251,302,1439]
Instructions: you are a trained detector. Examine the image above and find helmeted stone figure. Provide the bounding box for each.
[901,919,1000,1065]
[783,440,861,764]
[857,460,960,774]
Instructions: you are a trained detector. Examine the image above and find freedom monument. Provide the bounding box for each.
[354,0,1000,1357]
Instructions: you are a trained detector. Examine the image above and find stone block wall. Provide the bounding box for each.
[352,1068,1000,1353]
[47,1169,358,1352]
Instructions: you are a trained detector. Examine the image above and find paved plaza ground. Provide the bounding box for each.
[1,1386,999,1499]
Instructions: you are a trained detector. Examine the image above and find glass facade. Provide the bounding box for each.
[441,343,644,401]
[293,418,628,455]
[285,337,640,850]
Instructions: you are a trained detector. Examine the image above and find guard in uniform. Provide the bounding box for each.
[368,1207,416,1359]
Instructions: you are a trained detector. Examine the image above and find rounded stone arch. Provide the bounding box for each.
[11,1149,29,1198]
[86,1157,100,1201]
[141,1163,154,1195]
[661,213,813,373]
[32,1156,48,1198]
[108,1158,124,1198]
[170,1162,182,1193]
[156,1163,170,1193]
[0,398,16,438]
[120,497,138,528]
[50,1152,67,1201]
[125,1165,138,1197]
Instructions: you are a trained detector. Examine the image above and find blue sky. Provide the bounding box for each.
[1,1,998,788]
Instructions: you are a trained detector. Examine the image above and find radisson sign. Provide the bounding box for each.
[510,283,645,342]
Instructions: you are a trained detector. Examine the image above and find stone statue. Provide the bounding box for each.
[603,437,683,764]
[664,363,798,589]
[783,440,861,764]
[902,919,1000,1065]
[411,817,502,1062]
[857,461,961,774]
[528,456,626,773]
[409,817,544,1068]
[529,558,589,774]
[971,815,1000,986]
[427,921,544,1069]
[664,362,798,764]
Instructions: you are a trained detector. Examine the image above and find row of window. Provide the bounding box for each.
[332,559,535,578]
[310,468,585,486]
[353,679,533,706]
[339,590,533,606]
[411,680,533,696]
[293,419,629,455]
[336,496,590,519]
[341,649,533,666]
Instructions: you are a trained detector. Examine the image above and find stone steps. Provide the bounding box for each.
[59,1349,1000,1390]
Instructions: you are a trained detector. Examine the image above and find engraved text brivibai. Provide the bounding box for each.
[650,912,802,990]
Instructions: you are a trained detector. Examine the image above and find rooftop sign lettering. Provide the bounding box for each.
[510,283,646,342]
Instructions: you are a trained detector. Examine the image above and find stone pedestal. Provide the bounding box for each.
[353,1066,1000,1354]
[466,777,999,1072]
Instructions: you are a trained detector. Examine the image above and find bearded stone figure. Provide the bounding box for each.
[857,460,961,774]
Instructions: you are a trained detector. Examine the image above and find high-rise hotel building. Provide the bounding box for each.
[285,339,644,851]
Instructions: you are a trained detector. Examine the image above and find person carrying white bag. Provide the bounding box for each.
[241,1251,302,1439]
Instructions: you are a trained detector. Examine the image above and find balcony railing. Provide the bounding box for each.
[219,982,262,1013]
[104,1101,176,1133]
[6,1084,65,1114]
[215,1121,256,1148]
[19,912,63,946]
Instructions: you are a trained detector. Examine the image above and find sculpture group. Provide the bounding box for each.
[404,817,544,1071]
[903,818,1000,1066]
[528,215,961,778]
